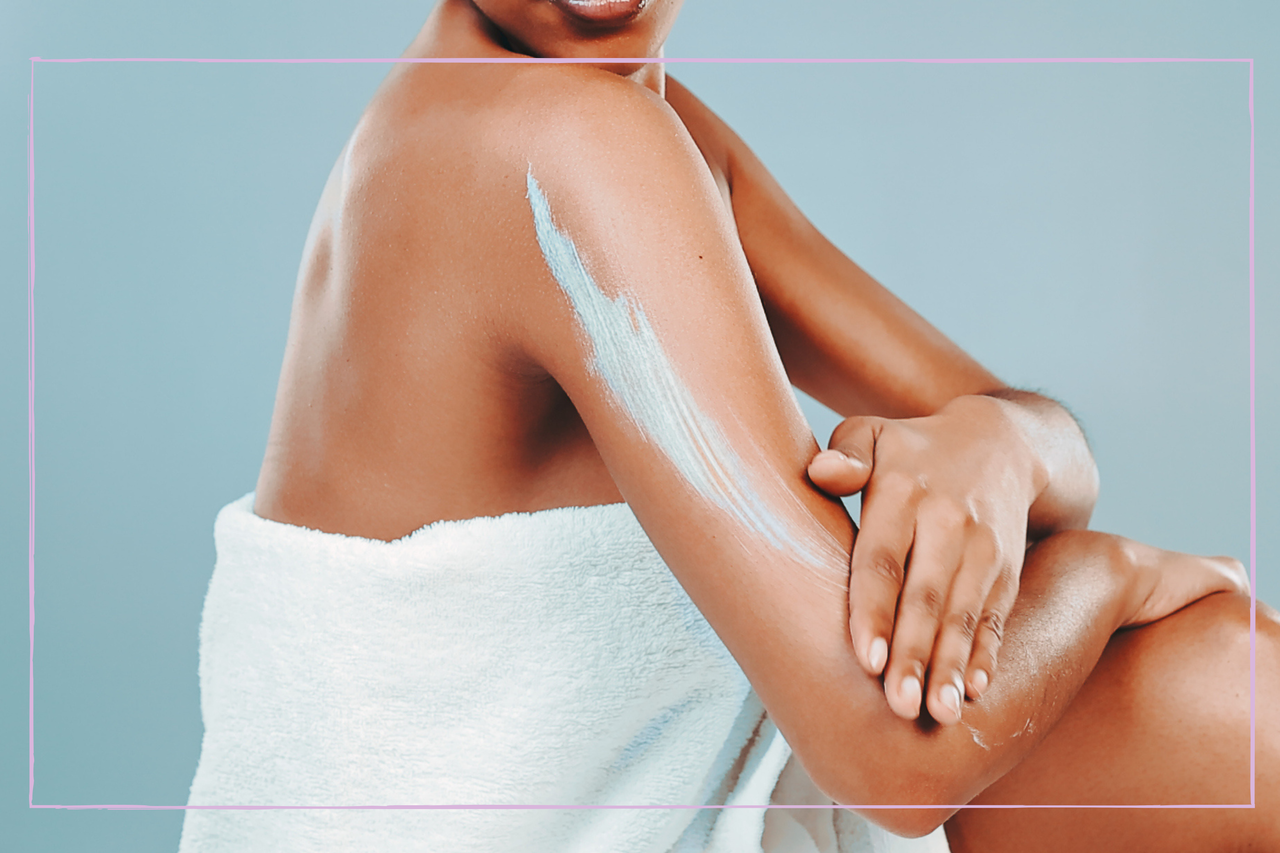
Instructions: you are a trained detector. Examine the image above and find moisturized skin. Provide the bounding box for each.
[527,169,846,585]
[964,715,1031,752]
[964,723,991,751]
[250,1,1279,847]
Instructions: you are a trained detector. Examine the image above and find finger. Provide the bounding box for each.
[846,473,919,678]
[964,588,1011,700]
[924,529,1002,724]
[808,416,882,496]
[882,506,967,721]
[965,543,1023,699]
[808,449,871,496]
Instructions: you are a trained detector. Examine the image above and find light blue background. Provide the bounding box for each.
[2,1,1275,850]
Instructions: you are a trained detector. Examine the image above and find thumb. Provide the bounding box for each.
[808,416,878,496]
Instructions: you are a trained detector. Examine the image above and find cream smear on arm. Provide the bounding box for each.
[526,170,846,587]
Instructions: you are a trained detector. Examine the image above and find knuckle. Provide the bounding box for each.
[994,566,1021,602]
[1007,546,1027,577]
[876,469,926,501]
[830,416,877,449]
[828,417,860,446]
[859,551,906,587]
[903,583,947,619]
[971,527,1007,572]
[971,522,1001,556]
[944,608,981,642]
[926,499,968,532]
[894,659,926,682]
[978,609,1006,643]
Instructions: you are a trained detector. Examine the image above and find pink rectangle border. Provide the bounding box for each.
[27,54,1258,812]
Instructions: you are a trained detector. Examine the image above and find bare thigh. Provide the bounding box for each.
[945,592,1279,853]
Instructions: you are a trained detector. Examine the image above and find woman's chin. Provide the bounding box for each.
[469,0,675,81]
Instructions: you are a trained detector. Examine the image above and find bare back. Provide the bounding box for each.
[254,60,632,540]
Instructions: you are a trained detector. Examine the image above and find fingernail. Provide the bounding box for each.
[814,449,858,469]
[899,675,921,716]
[867,637,888,675]
[970,669,989,696]
[940,683,962,720]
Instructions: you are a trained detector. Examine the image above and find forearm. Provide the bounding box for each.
[821,530,1132,835]
[732,163,1005,421]
[980,389,1099,538]
[665,75,1012,420]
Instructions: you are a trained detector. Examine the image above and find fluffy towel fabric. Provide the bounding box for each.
[179,494,950,853]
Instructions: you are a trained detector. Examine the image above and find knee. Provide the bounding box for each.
[1130,590,1268,658]
[1175,590,1280,671]
[1102,592,1261,730]
[1244,594,1280,747]
[1139,590,1279,737]
[1213,592,1280,844]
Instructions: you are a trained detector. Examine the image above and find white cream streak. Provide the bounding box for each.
[526,170,845,583]
[964,723,992,751]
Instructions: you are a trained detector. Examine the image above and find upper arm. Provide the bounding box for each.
[494,78,980,821]
[665,76,1004,419]
[510,81,854,653]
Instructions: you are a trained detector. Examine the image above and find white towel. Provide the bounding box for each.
[179,494,950,853]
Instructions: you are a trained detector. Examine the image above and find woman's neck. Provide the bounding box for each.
[411,0,666,97]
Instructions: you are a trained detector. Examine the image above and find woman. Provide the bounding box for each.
[181,1,1277,851]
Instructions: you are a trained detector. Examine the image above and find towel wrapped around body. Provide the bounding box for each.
[179,493,950,853]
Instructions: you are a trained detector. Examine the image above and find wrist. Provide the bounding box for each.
[987,394,1052,500]
[941,393,1049,506]
[978,389,1098,534]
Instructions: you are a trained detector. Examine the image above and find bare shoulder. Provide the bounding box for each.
[482,64,713,208]
[337,62,736,363]
[355,62,697,192]
[503,63,680,133]
[333,62,715,306]
[259,66,707,535]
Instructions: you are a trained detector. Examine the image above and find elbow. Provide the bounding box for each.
[843,776,960,839]
[855,805,957,839]
[802,750,965,838]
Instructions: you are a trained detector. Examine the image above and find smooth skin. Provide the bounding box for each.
[675,75,1102,721]
[253,0,1275,847]
[944,590,1280,852]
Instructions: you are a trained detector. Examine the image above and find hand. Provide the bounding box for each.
[1117,537,1250,627]
[807,395,1048,726]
